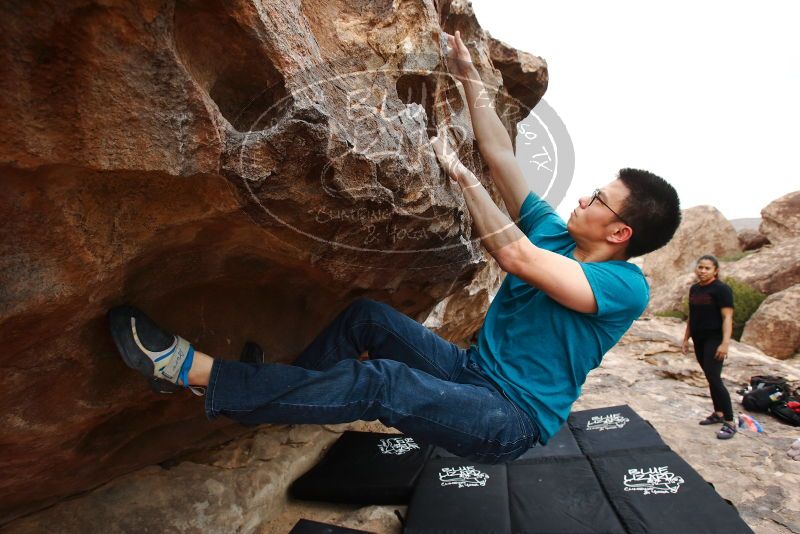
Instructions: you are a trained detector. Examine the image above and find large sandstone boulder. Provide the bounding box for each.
[0,0,547,523]
[646,272,694,314]
[741,284,800,359]
[723,238,800,295]
[760,190,800,244]
[737,228,770,251]
[642,206,740,288]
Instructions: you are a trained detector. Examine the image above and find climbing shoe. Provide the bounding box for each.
[716,422,737,440]
[699,413,724,425]
[107,305,203,396]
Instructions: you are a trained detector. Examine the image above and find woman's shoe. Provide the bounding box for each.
[699,413,724,425]
[716,422,737,440]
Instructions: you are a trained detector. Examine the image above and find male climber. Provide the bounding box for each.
[108,31,681,463]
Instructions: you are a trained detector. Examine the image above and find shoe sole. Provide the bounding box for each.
[149,377,180,394]
[107,305,159,379]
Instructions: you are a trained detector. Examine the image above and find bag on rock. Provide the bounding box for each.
[769,397,800,427]
[742,386,786,412]
[742,376,789,412]
[749,375,789,392]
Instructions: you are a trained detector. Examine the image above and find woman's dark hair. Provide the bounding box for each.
[617,168,681,258]
[697,254,720,272]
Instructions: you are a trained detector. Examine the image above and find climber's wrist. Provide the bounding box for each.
[457,171,481,190]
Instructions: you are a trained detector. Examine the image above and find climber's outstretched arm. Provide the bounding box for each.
[430,135,596,314]
[443,31,530,221]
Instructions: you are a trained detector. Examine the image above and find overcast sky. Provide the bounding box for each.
[470,0,799,220]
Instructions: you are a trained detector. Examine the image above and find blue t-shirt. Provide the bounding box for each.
[473,192,649,444]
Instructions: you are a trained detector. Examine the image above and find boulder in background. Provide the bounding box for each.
[760,190,800,244]
[642,206,739,288]
[741,284,800,359]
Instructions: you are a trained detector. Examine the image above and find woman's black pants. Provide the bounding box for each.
[692,332,733,421]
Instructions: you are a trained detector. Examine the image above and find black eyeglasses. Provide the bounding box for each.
[588,189,630,226]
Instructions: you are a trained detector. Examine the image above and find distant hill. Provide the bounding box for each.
[730,217,761,231]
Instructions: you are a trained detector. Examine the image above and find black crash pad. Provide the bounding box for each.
[404,405,753,534]
[515,421,583,461]
[568,404,669,456]
[590,449,753,534]
[290,431,432,504]
[404,459,510,534]
[509,458,626,533]
[289,519,372,534]
[405,457,624,534]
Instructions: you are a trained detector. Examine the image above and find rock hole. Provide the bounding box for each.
[174,0,292,132]
[396,73,438,137]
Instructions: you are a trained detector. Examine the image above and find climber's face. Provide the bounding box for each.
[567,179,631,245]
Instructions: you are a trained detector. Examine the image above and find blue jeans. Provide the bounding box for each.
[205,298,539,463]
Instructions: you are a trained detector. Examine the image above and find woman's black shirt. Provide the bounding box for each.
[688,279,734,335]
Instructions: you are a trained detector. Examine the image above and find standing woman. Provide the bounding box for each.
[681,255,736,439]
